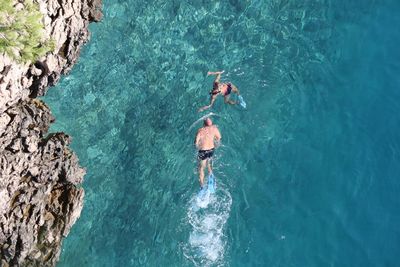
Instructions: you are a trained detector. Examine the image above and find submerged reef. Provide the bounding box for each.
[0,0,102,265]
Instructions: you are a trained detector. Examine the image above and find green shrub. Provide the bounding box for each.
[0,0,54,63]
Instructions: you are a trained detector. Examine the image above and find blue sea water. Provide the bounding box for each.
[43,0,400,266]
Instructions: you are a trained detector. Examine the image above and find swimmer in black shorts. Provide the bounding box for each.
[194,118,221,188]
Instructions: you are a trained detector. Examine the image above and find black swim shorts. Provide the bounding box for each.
[198,148,215,161]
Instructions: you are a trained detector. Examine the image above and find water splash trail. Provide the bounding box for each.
[183,181,232,267]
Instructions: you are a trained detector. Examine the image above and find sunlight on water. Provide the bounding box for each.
[43,0,400,266]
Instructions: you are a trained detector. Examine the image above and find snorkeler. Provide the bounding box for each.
[194,118,221,188]
[198,70,240,112]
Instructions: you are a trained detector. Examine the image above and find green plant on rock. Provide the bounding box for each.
[0,0,54,63]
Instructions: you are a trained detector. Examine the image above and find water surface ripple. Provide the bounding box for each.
[44,0,400,266]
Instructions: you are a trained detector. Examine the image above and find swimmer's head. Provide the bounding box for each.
[204,117,212,126]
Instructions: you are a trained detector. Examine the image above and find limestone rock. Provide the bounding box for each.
[0,100,86,266]
[0,0,102,266]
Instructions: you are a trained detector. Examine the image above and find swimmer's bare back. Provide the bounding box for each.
[195,118,221,151]
[196,125,221,151]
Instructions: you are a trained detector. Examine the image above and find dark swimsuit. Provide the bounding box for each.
[198,148,215,160]
[210,90,220,96]
[210,82,220,95]
[225,83,232,96]
[209,82,232,96]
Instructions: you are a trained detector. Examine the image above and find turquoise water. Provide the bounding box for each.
[43,0,400,266]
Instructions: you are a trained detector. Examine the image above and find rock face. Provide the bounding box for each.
[0,0,102,111]
[0,100,85,266]
[0,0,102,266]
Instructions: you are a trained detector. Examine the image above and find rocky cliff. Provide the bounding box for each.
[0,0,102,266]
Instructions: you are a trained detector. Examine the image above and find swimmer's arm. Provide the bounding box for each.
[198,105,210,112]
[214,127,222,146]
[194,131,201,148]
[198,95,216,112]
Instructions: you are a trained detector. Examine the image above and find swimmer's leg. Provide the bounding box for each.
[207,158,212,175]
[224,95,237,105]
[198,159,207,188]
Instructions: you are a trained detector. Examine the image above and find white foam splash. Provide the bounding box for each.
[183,183,232,266]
